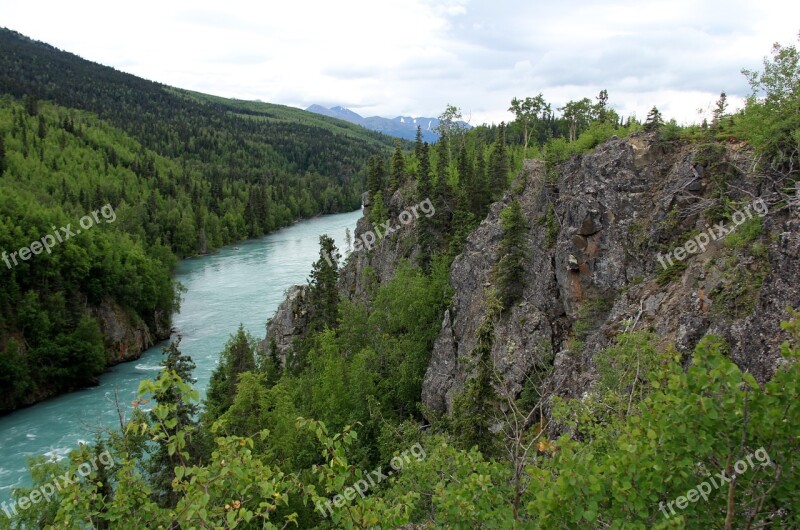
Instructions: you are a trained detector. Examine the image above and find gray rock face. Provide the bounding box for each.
[263,132,798,423]
[89,298,171,366]
[422,133,799,416]
[339,186,421,301]
[260,284,310,361]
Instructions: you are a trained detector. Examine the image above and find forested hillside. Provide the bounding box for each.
[2,32,799,530]
[0,28,398,412]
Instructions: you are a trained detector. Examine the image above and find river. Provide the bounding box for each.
[0,208,361,502]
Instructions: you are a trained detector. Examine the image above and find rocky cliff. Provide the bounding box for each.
[265,132,799,422]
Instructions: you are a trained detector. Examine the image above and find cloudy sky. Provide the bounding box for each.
[2,0,798,125]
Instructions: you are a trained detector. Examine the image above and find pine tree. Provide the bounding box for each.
[308,234,340,332]
[262,336,282,388]
[488,123,509,198]
[148,338,198,507]
[494,199,528,308]
[0,135,6,176]
[452,294,501,455]
[712,91,728,129]
[37,114,46,140]
[644,106,664,132]
[475,144,488,213]
[414,126,424,162]
[367,155,386,199]
[204,325,257,420]
[389,141,405,192]
[416,142,435,271]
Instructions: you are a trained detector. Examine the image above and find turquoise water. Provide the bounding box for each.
[0,209,361,502]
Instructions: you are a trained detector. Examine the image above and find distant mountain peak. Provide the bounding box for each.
[304,104,472,142]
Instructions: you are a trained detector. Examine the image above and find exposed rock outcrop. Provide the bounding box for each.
[263,132,799,423]
[422,134,799,416]
[260,285,311,360]
[89,298,171,366]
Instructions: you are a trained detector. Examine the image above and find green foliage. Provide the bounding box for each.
[308,235,340,333]
[451,294,502,455]
[494,199,529,309]
[656,257,689,286]
[736,35,800,172]
[644,105,664,131]
[539,202,559,248]
[203,325,258,422]
[724,216,763,250]
[368,190,388,226]
[10,312,800,529]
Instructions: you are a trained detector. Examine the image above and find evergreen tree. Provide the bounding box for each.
[644,106,664,132]
[308,234,340,332]
[0,135,6,175]
[416,142,435,271]
[37,114,46,140]
[475,144,488,213]
[488,123,509,198]
[390,141,405,192]
[414,125,424,161]
[595,89,609,123]
[367,155,386,199]
[148,338,198,508]
[204,325,257,421]
[451,294,501,455]
[494,199,528,309]
[262,336,282,388]
[712,91,728,129]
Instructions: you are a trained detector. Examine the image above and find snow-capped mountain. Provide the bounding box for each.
[305,105,471,142]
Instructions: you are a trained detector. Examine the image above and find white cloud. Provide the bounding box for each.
[2,0,798,125]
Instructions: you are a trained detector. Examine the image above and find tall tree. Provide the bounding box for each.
[644,106,664,132]
[452,294,501,455]
[308,234,340,332]
[475,144,488,213]
[712,91,728,129]
[367,155,386,199]
[416,142,435,271]
[0,135,6,175]
[389,141,405,192]
[148,338,198,508]
[595,89,609,123]
[488,124,509,198]
[204,325,257,421]
[494,199,529,309]
[509,94,548,151]
[560,98,594,142]
[414,125,424,161]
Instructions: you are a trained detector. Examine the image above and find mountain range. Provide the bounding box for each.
[306,104,472,142]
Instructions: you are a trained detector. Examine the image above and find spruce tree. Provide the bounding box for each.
[204,325,257,421]
[367,155,386,199]
[389,142,405,192]
[434,135,452,236]
[416,142,435,271]
[452,294,501,455]
[475,144,488,214]
[494,199,528,308]
[414,125,424,161]
[308,234,340,332]
[0,135,5,176]
[488,123,509,198]
[644,106,664,132]
[148,338,198,507]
